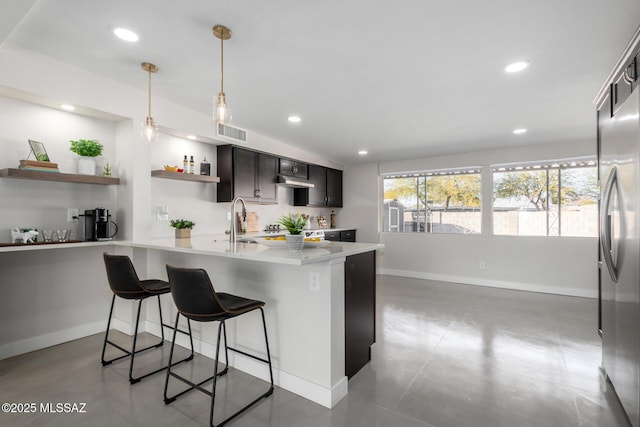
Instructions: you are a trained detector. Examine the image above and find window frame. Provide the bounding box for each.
[382,167,482,235]
[491,158,597,237]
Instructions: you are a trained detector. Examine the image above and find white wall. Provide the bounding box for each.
[0,96,119,241]
[0,245,114,359]
[0,42,344,240]
[0,42,345,359]
[343,139,599,298]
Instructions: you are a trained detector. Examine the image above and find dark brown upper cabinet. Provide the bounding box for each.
[279,158,308,179]
[293,165,342,207]
[217,145,278,204]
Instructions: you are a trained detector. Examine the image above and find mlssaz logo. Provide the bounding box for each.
[40,402,87,413]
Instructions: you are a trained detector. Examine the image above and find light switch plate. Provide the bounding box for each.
[67,208,78,222]
[309,272,320,292]
[156,206,169,221]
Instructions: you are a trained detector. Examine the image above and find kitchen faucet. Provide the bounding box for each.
[229,197,247,243]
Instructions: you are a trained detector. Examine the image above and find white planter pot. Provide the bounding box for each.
[286,234,305,251]
[175,228,192,239]
[77,156,96,175]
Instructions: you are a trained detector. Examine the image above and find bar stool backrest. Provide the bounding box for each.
[166,265,226,320]
[103,253,146,299]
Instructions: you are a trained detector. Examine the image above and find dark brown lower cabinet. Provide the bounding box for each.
[345,250,376,378]
[324,229,356,242]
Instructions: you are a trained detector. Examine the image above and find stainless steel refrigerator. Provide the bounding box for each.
[599,40,640,427]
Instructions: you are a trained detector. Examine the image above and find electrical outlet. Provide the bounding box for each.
[309,272,320,292]
[67,208,79,222]
[479,261,486,270]
[226,212,231,221]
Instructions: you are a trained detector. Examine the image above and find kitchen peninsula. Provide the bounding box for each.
[119,236,381,408]
[0,237,381,409]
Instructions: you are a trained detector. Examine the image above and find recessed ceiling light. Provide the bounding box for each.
[513,128,527,134]
[186,135,197,140]
[505,61,530,73]
[60,104,75,111]
[358,150,368,155]
[287,116,301,123]
[113,27,139,42]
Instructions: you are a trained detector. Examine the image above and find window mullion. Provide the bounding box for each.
[558,168,562,236]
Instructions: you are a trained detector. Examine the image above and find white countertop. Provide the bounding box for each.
[0,241,114,253]
[117,235,381,266]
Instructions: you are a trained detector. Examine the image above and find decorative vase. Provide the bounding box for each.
[285,234,304,251]
[77,156,96,175]
[175,228,191,239]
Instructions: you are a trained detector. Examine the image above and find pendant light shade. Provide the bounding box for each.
[213,25,232,125]
[141,62,159,141]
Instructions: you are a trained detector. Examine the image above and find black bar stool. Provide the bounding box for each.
[164,264,274,427]
[101,253,194,383]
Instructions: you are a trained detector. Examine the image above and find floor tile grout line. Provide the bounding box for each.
[391,334,446,410]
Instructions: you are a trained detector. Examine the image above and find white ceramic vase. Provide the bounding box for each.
[77,156,96,175]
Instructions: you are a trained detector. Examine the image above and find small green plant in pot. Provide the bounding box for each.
[170,219,195,239]
[277,213,307,251]
[69,139,104,157]
[69,139,104,175]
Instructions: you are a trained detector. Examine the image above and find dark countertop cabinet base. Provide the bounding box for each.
[345,250,376,378]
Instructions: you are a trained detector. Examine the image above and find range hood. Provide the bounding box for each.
[276,175,315,189]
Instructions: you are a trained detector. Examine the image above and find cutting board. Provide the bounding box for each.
[236,212,260,232]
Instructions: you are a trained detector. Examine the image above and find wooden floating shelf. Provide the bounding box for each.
[151,170,220,183]
[0,168,120,185]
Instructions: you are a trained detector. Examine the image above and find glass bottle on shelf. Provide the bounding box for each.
[200,157,211,176]
[189,156,195,174]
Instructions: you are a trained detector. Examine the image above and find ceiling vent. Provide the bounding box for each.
[216,123,247,144]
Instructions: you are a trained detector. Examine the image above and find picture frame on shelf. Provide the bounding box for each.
[28,140,50,162]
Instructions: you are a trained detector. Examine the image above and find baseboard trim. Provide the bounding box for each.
[377,268,597,299]
[143,320,346,408]
[0,321,105,361]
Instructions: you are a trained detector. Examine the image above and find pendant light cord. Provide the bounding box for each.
[148,69,152,117]
[220,33,224,94]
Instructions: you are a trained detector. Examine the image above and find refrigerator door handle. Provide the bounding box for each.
[600,166,619,282]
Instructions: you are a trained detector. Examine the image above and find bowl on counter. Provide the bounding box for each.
[303,238,330,247]
[253,236,287,247]
[164,165,179,172]
[253,236,329,248]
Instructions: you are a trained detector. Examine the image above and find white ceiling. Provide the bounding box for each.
[3,0,640,163]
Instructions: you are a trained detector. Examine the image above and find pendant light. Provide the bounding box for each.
[141,62,159,141]
[213,25,232,124]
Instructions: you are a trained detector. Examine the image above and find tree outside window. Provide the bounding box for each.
[383,170,481,234]
[492,160,597,237]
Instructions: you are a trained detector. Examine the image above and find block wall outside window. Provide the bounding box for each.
[383,169,482,234]
[492,159,597,237]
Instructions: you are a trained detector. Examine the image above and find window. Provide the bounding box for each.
[383,169,481,234]
[492,159,597,237]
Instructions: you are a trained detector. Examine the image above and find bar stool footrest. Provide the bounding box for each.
[165,365,229,403]
[101,336,164,365]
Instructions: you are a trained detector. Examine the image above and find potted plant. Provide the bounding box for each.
[277,213,307,251]
[69,139,104,175]
[170,219,195,239]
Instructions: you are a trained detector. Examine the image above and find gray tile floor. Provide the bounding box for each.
[0,275,631,426]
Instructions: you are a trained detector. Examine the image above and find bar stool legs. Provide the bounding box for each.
[101,294,195,384]
[164,308,274,427]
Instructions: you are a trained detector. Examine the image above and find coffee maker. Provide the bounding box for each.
[83,208,118,241]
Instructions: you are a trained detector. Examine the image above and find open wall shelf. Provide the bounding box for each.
[151,170,220,183]
[0,168,120,185]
